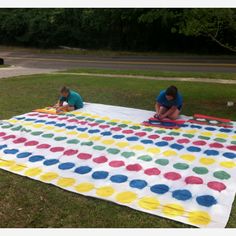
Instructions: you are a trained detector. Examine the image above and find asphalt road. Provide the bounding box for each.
[1,49,236,73]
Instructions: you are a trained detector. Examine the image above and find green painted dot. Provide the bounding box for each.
[107,148,120,154]
[183,134,194,138]
[155,159,169,166]
[66,113,75,117]
[138,155,152,162]
[173,163,189,170]
[2,124,13,129]
[107,122,117,125]
[143,128,153,132]
[213,170,231,180]
[81,141,94,146]
[96,120,105,123]
[21,128,31,133]
[93,145,106,151]
[42,133,54,138]
[193,167,209,175]
[155,130,166,134]
[11,125,22,131]
[168,132,180,136]
[67,139,80,144]
[214,138,226,143]
[231,141,236,145]
[198,135,210,140]
[121,151,135,158]
[118,124,128,128]
[86,118,95,121]
[31,131,43,136]
[76,116,85,119]
[54,136,67,141]
[130,126,141,130]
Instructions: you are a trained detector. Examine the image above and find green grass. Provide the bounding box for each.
[0,73,236,228]
[0,64,10,68]
[63,67,236,80]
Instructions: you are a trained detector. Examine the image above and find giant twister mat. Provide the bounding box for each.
[0,103,236,228]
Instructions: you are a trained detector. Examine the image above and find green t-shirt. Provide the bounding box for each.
[60,90,84,109]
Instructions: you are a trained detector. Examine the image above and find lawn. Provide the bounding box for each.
[0,73,236,228]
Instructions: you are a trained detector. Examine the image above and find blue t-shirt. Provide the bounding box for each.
[60,90,84,109]
[156,90,183,109]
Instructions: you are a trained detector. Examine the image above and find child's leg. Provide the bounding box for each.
[168,109,180,120]
[159,106,168,115]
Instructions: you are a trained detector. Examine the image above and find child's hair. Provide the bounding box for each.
[166,86,178,99]
[60,86,70,93]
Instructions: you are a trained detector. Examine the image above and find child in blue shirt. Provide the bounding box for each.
[155,86,183,120]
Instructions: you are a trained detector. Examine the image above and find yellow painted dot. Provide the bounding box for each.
[185,129,197,135]
[102,139,115,145]
[96,186,115,197]
[138,197,160,210]
[24,122,33,126]
[162,204,184,217]
[25,167,42,177]
[89,136,101,141]
[57,178,76,187]
[231,135,236,140]
[33,124,44,128]
[147,147,160,154]
[163,150,177,157]
[77,133,89,139]
[9,119,18,124]
[188,211,211,225]
[54,128,66,133]
[75,182,94,192]
[130,145,145,151]
[122,120,132,125]
[44,126,55,130]
[101,116,110,121]
[180,154,196,162]
[66,131,78,136]
[216,133,228,139]
[116,191,137,204]
[200,158,215,165]
[115,141,129,148]
[200,131,212,137]
[110,119,119,123]
[9,163,27,172]
[40,172,59,182]
[220,161,236,168]
[0,159,15,167]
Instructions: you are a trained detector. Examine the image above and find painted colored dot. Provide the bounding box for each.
[64,149,78,156]
[173,163,189,170]
[187,146,201,152]
[116,191,137,204]
[188,211,211,225]
[183,134,194,138]
[93,156,108,164]
[96,186,115,197]
[29,155,45,162]
[81,141,93,146]
[121,152,135,158]
[223,152,236,159]
[207,181,226,192]
[57,178,76,187]
[13,137,27,144]
[4,149,19,154]
[77,153,92,160]
[109,160,125,168]
[155,141,168,147]
[74,166,92,174]
[155,159,169,166]
[113,135,125,139]
[25,167,42,177]
[150,184,169,194]
[209,142,224,148]
[43,159,59,166]
[131,145,145,151]
[122,130,134,134]
[185,176,203,184]
[93,145,106,151]
[107,148,120,155]
[144,167,161,176]
[126,136,139,141]
[58,162,75,170]
[192,140,206,146]
[147,147,160,154]
[54,136,67,141]
[138,197,160,210]
[130,179,148,189]
[162,204,184,217]
[196,195,217,207]
[220,161,235,168]
[17,152,32,158]
[40,172,59,182]
[138,155,152,162]
[193,167,209,175]
[172,189,192,201]
[200,158,215,165]
[37,144,51,149]
[204,150,219,156]
[170,143,184,150]
[141,139,153,144]
[31,131,43,136]
[177,138,190,144]
[92,171,109,179]
[213,170,231,180]
[0,132,6,137]
[42,133,54,138]
[180,154,196,162]
[50,147,65,152]
[67,139,80,144]
[148,134,160,139]
[164,172,181,181]
[126,164,142,171]
[110,175,128,183]
[162,136,174,141]
[214,138,226,143]
[163,150,177,157]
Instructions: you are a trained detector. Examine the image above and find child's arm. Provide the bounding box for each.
[160,106,177,119]
[155,103,161,114]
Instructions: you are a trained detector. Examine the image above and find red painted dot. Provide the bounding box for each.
[64,149,78,156]
[28,113,38,116]
[164,172,181,181]
[209,142,224,148]
[50,147,65,152]
[148,134,160,139]
[48,115,57,119]
[2,135,16,140]
[207,181,226,192]
[37,144,51,149]
[122,130,134,134]
[177,138,190,144]
[162,136,174,141]
[185,176,203,185]
[57,117,68,121]
[99,125,110,129]
[13,137,27,144]
[109,160,125,167]
[25,141,39,146]
[38,114,48,117]
[144,167,161,176]
[80,121,87,125]
[135,132,147,137]
[88,123,99,127]
[93,156,108,164]
[126,164,142,171]
[111,127,122,131]
[227,145,236,151]
[192,140,206,146]
[67,119,78,123]
[78,153,92,160]
[0,132,6,137]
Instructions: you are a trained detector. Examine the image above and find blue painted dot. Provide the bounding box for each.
[0,144,8,150]
[170,143,184,150]
[110,175,128,183]
[187,146,201,152]
[34,119,46,123]
[77,127,88,132]
[172,189,192,201]
[58,162,75,170]
[113,135,125,139]
[219,128,231,133]
[66,125,77,130]
[74,166,92,174]
[204,150,219,156]
[141,139,153,144]
[196,195,217,207]
[88,129,100,134]
[43,159,59,166]
[29,155,45,162]
[180,124,188,127]
[223,152,236,159]
[101,131,112,136]
[205,127,216,131]
[3,149,19,154]
[126,136,139,141]
[155,141,168,147]
[17,152,32,158]
[26,118,37,122]
[92,171,109,179]
[46,121,57,125]
[16,117,25,120]
[190,125,201,129]
[55,123,66,127]
[130,179,147,189]
[150,184,169,194]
